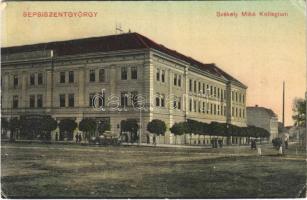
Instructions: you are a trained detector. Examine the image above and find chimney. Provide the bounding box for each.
[255,104,258,107]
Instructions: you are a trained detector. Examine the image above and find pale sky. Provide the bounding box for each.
[1,1,306,126]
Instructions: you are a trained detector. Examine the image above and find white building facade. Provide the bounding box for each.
[1,32,247,142]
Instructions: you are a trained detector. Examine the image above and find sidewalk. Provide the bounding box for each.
[121,142,252,149]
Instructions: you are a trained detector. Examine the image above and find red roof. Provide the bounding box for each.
[2,32,246,88]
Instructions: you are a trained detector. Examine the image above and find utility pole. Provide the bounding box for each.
[282,81,285,127]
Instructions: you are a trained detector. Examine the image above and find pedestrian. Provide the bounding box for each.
[218,139,223,148]
[75,134,79,143]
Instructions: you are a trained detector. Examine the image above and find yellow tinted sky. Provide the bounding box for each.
[1,1,306,126]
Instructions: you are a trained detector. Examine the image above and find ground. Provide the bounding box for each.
[1,142,306,198]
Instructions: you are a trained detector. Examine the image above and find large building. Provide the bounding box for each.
[1,32,247,142]
[246,105,278,140]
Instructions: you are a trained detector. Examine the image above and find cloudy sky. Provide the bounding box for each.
[2,1,306,126]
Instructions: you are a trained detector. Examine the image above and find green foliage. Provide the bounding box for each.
[79,118,96,134]
[9,118,20,131]
[121,119,139,142]
[292,98,306,127]
[98,121,111,133]
[1,118,9,130]
[272,137,282,149]
[147,119,167,136]
[59,119,77,132]
[42,117,58,132]
[183,119,271,139]
[170,122,186,136]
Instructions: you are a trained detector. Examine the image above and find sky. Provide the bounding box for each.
[1,1,306,126]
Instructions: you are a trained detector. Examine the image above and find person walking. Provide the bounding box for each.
[75,134,79,143]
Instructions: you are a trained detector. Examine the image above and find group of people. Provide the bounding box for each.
[75,133,82,143]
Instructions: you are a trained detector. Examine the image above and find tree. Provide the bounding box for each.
[98,121,111,134]
[170,122,186,144]
[292,98,306,127]
[147,119,167,136]
[1,118,9,138]
[58,119,77,141]
[9,118,20,141]
[121,119,139,142]
[41,117,57,141]
[79,118,96,140]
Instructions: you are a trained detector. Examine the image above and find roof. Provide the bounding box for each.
[247,106,277,117]
[1,32,246,88]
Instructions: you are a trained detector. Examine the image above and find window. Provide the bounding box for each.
[121,92,128,107]
[173,100,177,109]
[121,67,127,80]
[232,91,234,101]
[239,94,242,103]
[68,94,74,107]
[189,99,192,112]
[99,69,105,82]
[156,94,160,107]
[203,83,205,94]
[210,86,213,96]
[89,93,95,107]
[89,70,95,82]
[189,79,192,91]
[239,109,242,118]
[29,95,35,108]
[60,94,65,107]
[161,70,165,82]
[193,100,196,112]
[156,69,160,81]
[69,71,74,83]
[178,97,181,110]
[217,88,220,98]
[178,75,181,87]
[38,73,43,85]
[194,81,197,93]
[174,74,177,86]
[198,82,201,93]
[13,75,18,88]
[131,67,137,80]
[161,95,165,107]
[232,107,234,117]
[131,91,138,106]
[224,90,227,99]
[13,95,18,108]
[221,90,224,100]
[242,94,245,103]
[210,104,213,114]
[60,72,65,83]
[30,74,35,85]
[235,93,238,102]
[89,92,104,107]
[243,109,245,118]
[217,105,220,115]
[214,104,216,115]
[37,95,43,108]
[214,87,216,97]
[236,108,238,117]
[198,101,201,113]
